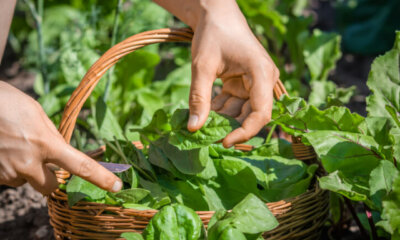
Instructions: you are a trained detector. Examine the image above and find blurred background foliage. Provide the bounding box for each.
[7,0,399,150]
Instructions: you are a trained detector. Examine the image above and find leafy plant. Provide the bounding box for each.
[65,108,318,238]
[269,31,400,239]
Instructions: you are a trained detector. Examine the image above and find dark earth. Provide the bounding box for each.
[0,1,379,239]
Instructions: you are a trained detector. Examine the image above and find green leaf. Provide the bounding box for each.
[139,178,171,209]
[211,158,261,208]
[308,80,355,109]
[115,50,160,89]
[381,174,400,236]
[391,127,400,164]
[272,95,365,137]
[319,171,369,201]
[60,48,87,84]
[121,232,144,240]
[157,137,209,175]
[66,176,107,207]
[158,177,209,211]
[303,130,381,176]
[133,109,171,144]
[303,30,342,81]
[122,204,154,211]
[112,188,150,204]
[208,144,245,158]
[169,109,240,150]
[143,204,204,240]
[366,31,400,123]
[95,98,124,141]
[229,194,279,234]
[260,163,318,202]
[369,160,399,210]
[207,194,278,240]
[250,138,294,158]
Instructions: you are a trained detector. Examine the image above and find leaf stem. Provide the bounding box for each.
[23,0,49,93]
[265,124,277,144]
[344,198,369,239]
[104,138,155,182]
[363,204,378,240]
[103,0,124,101]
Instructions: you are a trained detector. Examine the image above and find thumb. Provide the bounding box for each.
[47,140,122,193]
[188,61,216,132]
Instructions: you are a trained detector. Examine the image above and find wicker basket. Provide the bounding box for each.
[48,28,329,240]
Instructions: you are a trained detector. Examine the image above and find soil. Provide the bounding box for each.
[0,1,378,239]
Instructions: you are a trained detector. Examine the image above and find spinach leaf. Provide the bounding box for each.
[132,109,171,145]
[155,136,209,175]
[158,177,209,211]
[111,188,150,204]
[208,194,278,240]
[250,138,294,158]
[143,204,205,240]
[169,109,240,150]
[66,176,107,207]
[120,232,144,240]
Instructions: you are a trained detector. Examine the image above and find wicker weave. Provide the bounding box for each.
[48,28,328,240]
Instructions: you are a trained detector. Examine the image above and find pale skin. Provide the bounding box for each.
[0,0,279,195]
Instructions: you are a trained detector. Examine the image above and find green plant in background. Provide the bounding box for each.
[237,0,355,108]
[269,32,400,239]
[11,0,359,152]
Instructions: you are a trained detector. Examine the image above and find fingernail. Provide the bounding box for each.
[188,115,199,129]
[112,180,122,192]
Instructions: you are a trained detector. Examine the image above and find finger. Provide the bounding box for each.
[25,164,58,195]
[188,60,217,132]
[220,77,249,99]
[0,178,26,188]
[223,70,275,148]
[217,96,246,117]
[211,92,231,111]
[235,100,251,123]
[47,142,122,193]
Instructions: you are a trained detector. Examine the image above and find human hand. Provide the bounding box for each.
[0,81,122,195]
[154,0,279,148]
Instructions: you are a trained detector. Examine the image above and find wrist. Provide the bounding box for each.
[154,0,240,31]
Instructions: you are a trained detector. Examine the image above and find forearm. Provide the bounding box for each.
[0,0,17,65]
[153,0,242,31]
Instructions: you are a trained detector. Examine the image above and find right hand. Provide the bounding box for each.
[0,81,122,195]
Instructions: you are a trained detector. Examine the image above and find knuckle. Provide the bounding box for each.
[239,128,252,142]
[78,158,95,178]
[189,92,208,106]
[0,170,18,183]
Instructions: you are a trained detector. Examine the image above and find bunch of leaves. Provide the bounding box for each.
[120,194,278,240]
[65,107,318,240]
[269,31,400,239]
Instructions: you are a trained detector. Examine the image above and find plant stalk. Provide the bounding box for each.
[265,124,277,144]
[344,198,369,239]
[24,0,49,94]
[364,204,378,240]
[103,0,124,101]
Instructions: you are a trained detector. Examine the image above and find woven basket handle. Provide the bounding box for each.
[58,28,288,143]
